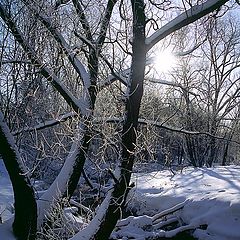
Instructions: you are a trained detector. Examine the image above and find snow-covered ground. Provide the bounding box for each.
[114,166,240,240]
[0,160,15,240]
[0,160,14,222]
[0,162,240,239]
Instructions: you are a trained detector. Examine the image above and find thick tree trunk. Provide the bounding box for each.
[0,112,37,240]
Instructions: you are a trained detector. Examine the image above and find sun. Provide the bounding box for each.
[153,50,176,73]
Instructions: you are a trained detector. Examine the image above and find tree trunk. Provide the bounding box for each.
[0,112,37,240]
[207,121,217,167]
[91,1,146,239]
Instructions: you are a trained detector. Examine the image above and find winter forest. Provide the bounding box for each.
[0,0,240,239]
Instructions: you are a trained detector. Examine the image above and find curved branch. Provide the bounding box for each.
[12,112,77,136]
[54,0,71,10]
[146,0,229,51]
[99,117,240,145]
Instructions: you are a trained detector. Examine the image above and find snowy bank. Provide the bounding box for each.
[118,166,240,240]
[1,163,240,239]
[0,160,14,222]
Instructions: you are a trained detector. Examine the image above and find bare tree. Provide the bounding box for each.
[200,16,240,166]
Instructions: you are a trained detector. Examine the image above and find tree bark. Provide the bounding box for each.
[90,0,146,239]
[0,112,37,240]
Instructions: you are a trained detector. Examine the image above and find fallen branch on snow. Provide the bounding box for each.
[152,199,189,224]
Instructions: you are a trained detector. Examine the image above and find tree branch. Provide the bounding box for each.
[12,112,77,136]
[98,117,240,144]
[146,78,199,97]
[146,0,229,51]
[72,0,93,41]
[96,0,118,49]
[54,0,71,10]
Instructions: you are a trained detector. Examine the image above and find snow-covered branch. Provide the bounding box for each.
[111,200,197,240]
[69,188,114,240]
[98,58,128,89]
[95,117,240,144]
[147,78,199,96]
[12,112,77,136]
[69,199,93,216]
[37,124,87,227]
[152,200,189,224]
[146,0,229,51]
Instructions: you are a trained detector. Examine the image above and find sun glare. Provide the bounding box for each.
[154,50,176,73]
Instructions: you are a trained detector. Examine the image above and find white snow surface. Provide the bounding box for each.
[0,164,240,239]
[124,166,240,240]
[0,160,15,240]
[0,161,14,223]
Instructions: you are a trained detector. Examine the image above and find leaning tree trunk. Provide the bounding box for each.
[0,112,37,240]
[37,0,117,227]
[90,1,146,239]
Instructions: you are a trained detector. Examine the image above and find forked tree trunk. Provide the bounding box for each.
[0,112,37,240]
